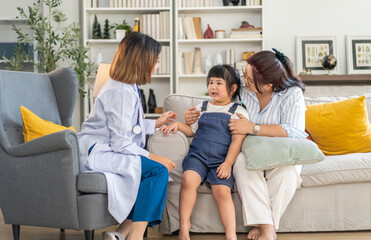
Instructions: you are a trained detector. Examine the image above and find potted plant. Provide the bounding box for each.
[110,19,133,40]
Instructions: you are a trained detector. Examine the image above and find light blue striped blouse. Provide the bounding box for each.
[240,86,308,139]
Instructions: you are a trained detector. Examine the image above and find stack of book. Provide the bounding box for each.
[229,27,262,39]
[139,11,170,39]
[157,45,170,75]
[179,15,203,40]
[177,0,214,7]
[245,0,261,6]
[87,0,170,8]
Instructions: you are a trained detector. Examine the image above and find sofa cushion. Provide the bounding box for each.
[242,136,324,170]
[301,152,371,187]
[78,172,107,194]
[305,93,371,122]
[305,96,371,155]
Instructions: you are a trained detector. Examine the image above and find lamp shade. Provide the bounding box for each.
[92,63,111,98]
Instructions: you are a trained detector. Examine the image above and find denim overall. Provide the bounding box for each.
[182,101,239,190]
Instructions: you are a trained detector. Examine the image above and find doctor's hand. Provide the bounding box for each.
[149,153,176,172]
[229,113,253,135]
[155,111,177,128]
[184,107,200,125]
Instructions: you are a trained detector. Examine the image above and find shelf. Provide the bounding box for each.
[87,39,171,44]
[87,74,171,79]
[0,18,28,25]
[178,6,262,14]
[179,74,207,78]
[301,74,371,85]
[86,7,170,14]
[178,38,262,44]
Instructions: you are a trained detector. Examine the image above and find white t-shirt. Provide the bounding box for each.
[191,101,250,134]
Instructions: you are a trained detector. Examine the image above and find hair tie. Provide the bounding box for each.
[272,48,286,63]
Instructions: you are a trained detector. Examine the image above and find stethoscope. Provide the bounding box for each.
[132,85,143,135]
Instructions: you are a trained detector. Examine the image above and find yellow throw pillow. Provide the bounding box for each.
[20,106,76,142]
[305,96,371,155]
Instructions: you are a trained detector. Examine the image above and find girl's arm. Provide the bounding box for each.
[216,134,246,179]
[160,121,195,137]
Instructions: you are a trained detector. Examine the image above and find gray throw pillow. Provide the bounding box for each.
[241,135,325,170]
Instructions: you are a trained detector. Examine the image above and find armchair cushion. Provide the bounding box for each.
[21,106,75,142]
[78,172,107,194]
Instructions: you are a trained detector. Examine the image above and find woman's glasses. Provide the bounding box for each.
[242,66,254,87]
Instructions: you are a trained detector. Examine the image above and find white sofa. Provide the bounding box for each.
[148,85,371,234]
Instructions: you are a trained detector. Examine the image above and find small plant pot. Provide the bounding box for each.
[115,30,126,40]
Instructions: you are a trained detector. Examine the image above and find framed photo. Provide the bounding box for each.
[346,35,371,74]
[296,36,338,74]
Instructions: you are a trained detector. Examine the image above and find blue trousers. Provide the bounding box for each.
[127,156,169,227]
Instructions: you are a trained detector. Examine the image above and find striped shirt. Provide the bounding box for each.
[240,86,308,139]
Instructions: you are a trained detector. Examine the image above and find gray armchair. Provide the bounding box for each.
[0,68,117,240]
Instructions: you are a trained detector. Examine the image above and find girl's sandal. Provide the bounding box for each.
[102,231,125,240]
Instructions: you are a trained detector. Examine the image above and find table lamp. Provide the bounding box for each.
[92,63,111,98]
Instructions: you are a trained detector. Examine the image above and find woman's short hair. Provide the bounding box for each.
[109,32,162,85]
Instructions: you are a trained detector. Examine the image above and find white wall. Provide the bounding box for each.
[264,0,371,74]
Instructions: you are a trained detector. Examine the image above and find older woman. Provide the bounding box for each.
[185,49,307,240]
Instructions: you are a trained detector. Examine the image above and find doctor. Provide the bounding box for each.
[78,32,176,240]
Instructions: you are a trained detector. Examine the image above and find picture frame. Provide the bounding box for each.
[296,36,338,74]
[346,35,371,74]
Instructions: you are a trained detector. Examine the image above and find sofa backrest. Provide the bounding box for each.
[163,93,371,123]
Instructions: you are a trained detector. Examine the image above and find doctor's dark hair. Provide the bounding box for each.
[247,50,305,93]
[206,65,245,106]
[110,32,162,85]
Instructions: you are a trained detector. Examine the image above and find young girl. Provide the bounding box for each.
[161,65,248,240]
[78,32,177,240]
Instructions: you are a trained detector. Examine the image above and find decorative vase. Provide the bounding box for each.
[214,50,223,65]
[193,47,202,74]
[148,89,157,114]
[231,0,240,5]
[205,55,212,74]
[204,24,214,39]
[223,0,239,6]
[140,89,147,113]
[115,30,126,40]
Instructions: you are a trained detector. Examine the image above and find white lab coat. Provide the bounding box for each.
[78,78,155,223]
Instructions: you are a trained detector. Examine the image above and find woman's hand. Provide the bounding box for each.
[184,107,200,125]
[160,122,179,136]
[155,111,177,128]
[149,153,176,172]
[229,113,254,135]
[216,162,232,179]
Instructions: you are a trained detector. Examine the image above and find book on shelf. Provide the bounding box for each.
[193,17,203,39]
[178,16,185,39]
[229,27,262,38]
[178,52,185,75]
[183,16,196,39]
[226,49,235,66]
[184,52,193,74]
[178,0,213,7]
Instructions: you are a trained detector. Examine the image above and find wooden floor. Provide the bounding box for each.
[1,212,371,240]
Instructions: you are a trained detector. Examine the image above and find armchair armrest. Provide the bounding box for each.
[6,129,77,157]
[148,130,190,183]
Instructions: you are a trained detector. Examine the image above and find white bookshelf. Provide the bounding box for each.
[82,1,174,118]
[174,1,264,96]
